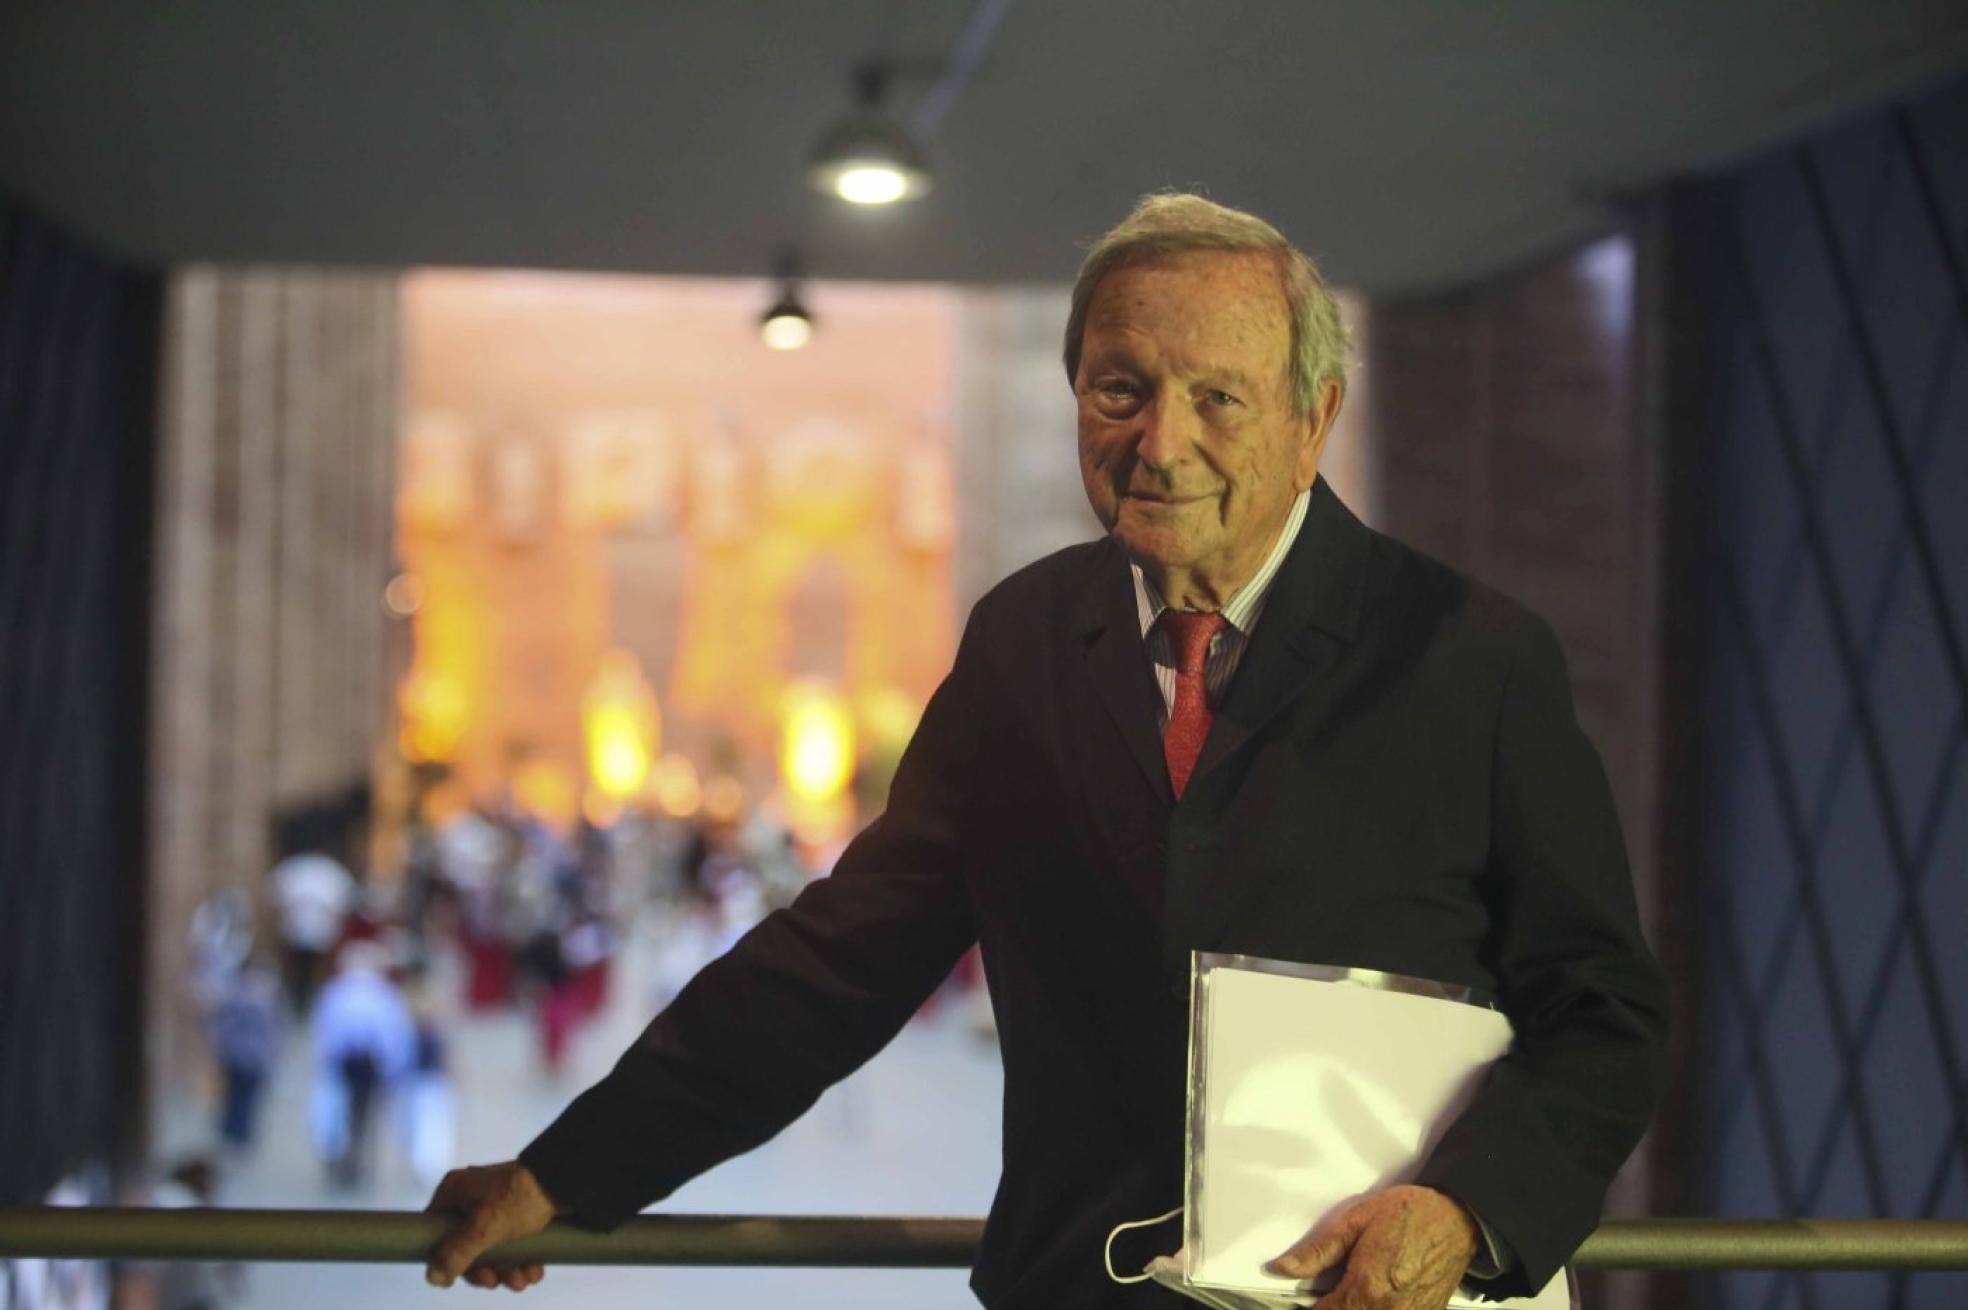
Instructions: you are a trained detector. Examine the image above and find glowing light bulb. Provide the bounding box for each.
[761,311,812,351]
[835,164,909,205]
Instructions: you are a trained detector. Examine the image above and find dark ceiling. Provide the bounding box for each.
[3,1,1966,294]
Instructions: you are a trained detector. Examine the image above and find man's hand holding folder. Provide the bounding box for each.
[1266,1184,1479,1310]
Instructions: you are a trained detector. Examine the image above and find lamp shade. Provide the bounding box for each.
[760,294,813,350]
[808,112,932,205]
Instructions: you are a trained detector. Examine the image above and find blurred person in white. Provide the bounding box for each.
[309,942,415,1191]
[269,820,356,1015]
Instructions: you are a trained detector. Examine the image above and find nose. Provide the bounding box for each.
[1135,388,1201,472]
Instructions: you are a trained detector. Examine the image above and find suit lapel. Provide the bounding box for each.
[1190,625,1340,786]
[1191,478,1370,787]
[1175,480,1373,954]
[1076,540,1174,806]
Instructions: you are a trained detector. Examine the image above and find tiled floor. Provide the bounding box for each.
[170,932,1004,1310]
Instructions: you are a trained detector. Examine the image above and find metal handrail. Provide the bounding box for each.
[4,1209,1968,1271]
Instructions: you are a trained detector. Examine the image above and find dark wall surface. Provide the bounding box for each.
[1671,72,1968,1310]
[1369,65,1968,1310]
[1366,236,1657,893]
[0,194,159,1204]
[1366,199,1665,1310]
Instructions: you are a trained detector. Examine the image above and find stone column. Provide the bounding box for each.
[148,266,400,1134]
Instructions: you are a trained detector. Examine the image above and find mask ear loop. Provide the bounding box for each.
[1103,1206,1183,1284]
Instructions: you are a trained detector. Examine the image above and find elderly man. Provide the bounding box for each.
[425,194,1668,1310]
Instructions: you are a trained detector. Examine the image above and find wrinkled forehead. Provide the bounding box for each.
[1082,250,1292,377]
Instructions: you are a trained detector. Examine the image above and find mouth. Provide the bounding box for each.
[1124,489,1213,506]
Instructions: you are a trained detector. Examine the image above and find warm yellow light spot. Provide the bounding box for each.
[588,707,650,797]
[396,562,487,768]
[582,650,660,801]
[780,683,856,806]
[399,671,469,762]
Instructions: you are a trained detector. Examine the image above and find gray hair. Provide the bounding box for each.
[1062,192,1352,418]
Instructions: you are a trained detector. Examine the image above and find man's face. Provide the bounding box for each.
[1075,250,1334,596]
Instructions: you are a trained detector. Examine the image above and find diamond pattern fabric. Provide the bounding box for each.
[1694,72,1968,1310]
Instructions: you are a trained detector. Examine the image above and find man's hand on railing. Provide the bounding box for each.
[424,1161,564,1291]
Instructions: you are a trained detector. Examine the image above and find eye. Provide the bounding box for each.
[1203,389,1240,408]
[1088,377,1145,413]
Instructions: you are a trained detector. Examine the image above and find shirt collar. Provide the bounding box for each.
[1131,486,1312,641]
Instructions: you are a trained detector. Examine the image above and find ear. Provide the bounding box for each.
[1293,378,1344,491]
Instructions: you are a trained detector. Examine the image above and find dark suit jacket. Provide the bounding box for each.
[520,479,1669,1306]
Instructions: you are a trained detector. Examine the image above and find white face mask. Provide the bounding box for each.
[1103,1205,1183,1286]
[1106,1205,1320,1309]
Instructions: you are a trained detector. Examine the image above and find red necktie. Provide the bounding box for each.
[1161,610,1226,799]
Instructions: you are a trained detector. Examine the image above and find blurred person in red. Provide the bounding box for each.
[440,804,514,1011]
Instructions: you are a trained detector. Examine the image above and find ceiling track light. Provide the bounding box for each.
[808,61,933,206]
[760,250,814,351]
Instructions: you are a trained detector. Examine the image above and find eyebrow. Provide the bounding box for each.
[1082,346,1142,375]
[1196,368,1260,396]
[1081,350,1268,399]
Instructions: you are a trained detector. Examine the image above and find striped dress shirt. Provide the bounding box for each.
[1131,487,1311,726]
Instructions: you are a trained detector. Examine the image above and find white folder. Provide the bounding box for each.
[1126,953,1573,1310]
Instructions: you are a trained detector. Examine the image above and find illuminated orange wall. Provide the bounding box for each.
[400,272,959,812]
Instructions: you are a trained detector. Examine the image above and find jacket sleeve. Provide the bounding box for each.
[1414,612,1670,1298]
[518,625,984,1229]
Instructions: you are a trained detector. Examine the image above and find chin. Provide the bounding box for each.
[1110,518,1205,572]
